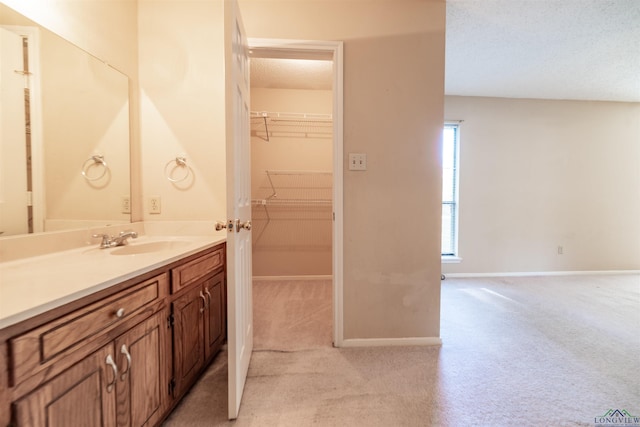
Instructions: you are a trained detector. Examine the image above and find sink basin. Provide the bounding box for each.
[110,240,191,255]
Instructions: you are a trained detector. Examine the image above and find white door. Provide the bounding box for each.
[0,27,29,236]
[224,0,253,420]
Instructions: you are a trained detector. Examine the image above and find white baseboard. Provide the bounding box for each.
[252,275,333,281]
[443,270,640,278]
[339,337,442,348]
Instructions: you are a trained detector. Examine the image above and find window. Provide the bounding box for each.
[442,124,459,257]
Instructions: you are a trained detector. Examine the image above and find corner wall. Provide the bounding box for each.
[443,96,640,274]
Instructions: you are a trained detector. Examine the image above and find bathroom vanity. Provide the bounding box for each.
[0,236,226,426]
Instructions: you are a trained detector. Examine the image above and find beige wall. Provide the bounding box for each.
[251,88,333,277]
[137,0,226,224]
[241,0,446,340]
[443,96,640,274]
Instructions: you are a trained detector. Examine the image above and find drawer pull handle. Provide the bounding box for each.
[105,354,118,392]
[199,291,207,313]
[115,308,125,318]
[204,287,212,307]
[120,344,132,381]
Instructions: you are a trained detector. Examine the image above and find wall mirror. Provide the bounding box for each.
[0,2,130,237]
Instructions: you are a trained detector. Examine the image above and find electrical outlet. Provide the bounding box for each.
[149,196,161,214]
[121,196,131,214]
[557,246,563,255]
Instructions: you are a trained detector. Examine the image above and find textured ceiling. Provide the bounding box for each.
[250,1,640,102]
[446,0,640,102]
[250,57,332,90]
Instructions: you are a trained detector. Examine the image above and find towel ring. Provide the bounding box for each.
[164,156,191,183]
[81,155,108,181]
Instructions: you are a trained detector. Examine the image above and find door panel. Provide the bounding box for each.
[13,344,117,427]
[115,312,166,427]
[204,273,226,359]
[224,0,253,419]
[172,287,205,397]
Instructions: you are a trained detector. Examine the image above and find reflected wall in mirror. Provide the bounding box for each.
[0,2,130,237]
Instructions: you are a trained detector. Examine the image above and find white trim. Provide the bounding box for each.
[332,42,344,348]
[442,122,460,258]
[247,38,345,348]
[444,270,640,278]
[252,275,332,281]
[441,256,462,263]
[341,337,442,348]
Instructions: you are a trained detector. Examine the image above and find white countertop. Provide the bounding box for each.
[0,235,226,329]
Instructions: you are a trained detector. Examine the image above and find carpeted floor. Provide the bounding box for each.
[163,274,640,426]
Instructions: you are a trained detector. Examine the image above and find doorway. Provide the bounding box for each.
[247,39,344,348]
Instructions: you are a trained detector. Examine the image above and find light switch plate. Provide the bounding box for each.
[348,153,367,171]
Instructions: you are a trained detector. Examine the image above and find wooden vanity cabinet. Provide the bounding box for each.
[204,272,226,360]
[8,274,170,427]
[170,250,226,399]
[0,243,226,427]
[114,310,169,427]
[12,310,168,427]
[13,343,118,426]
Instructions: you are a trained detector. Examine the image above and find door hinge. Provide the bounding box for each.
[168,378,176,396]
[167,313,174,328]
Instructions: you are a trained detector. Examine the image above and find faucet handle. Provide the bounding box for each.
[92,233,113,248]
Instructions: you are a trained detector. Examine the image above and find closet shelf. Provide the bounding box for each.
[251,111,333,141]
[252,198,332,207]
[252,170,333,245]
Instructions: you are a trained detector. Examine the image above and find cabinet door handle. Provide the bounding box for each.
[199,291,207,313]
[115,308,125,318]
[105,354,118,393]
[120,344,132,381]
[204,287,212,307]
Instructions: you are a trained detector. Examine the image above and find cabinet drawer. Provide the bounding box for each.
[10,274,167,387]
[171,248,224,294]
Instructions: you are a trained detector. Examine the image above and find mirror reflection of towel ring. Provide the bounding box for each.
[165,156,191,183]
[82,155,108,181]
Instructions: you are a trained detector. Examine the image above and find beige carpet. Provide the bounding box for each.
[252,279,333,351]
[163,274,640,426]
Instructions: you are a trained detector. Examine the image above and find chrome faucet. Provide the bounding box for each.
[112,230,138,246]
[93,230,138,248]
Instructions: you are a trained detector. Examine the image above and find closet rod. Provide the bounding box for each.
[251,111,333,121]
[265,170,332,176]
[252,199,332,205]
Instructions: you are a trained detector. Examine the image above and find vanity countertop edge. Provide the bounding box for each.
[0,235,227,330]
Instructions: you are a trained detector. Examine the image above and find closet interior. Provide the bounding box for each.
[250,56,334,279]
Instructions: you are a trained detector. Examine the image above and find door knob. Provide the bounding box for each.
[215,221,231,232]
[238,220,251,231]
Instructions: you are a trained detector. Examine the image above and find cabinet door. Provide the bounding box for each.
[13,343,117,427]
[204,272,226,360]
[172,286,205,397]
[115,311,168,427]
